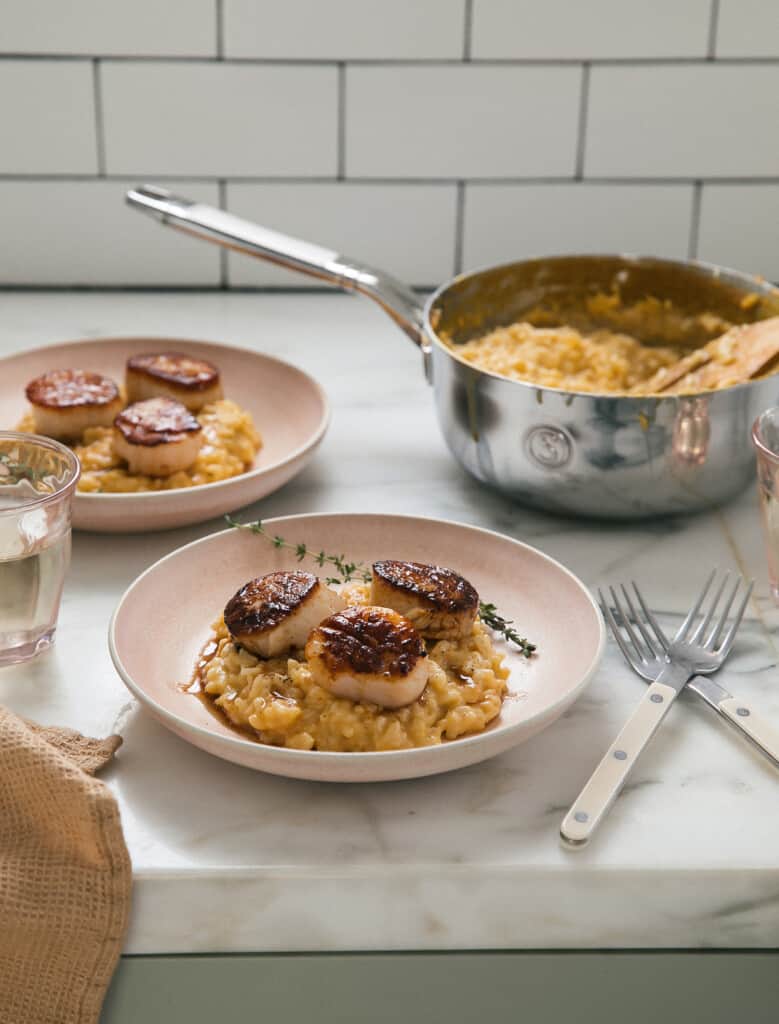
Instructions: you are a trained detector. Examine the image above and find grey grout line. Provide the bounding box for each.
[324,56,779,68]
[218,179,228,287]
[0,285,232,293]
[0,54,777,66]
[453,182,466,275]
[0,284,441,293]
[1,174,778,186]
[216,0,225,59]
[707,0,721,59]
[463,0,474,61]
[688,181,704,259]
[337,64,346,179]
[574,63,590,180]
[92,59,106,176]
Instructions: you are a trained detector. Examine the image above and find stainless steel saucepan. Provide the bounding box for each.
[127,185,779,519]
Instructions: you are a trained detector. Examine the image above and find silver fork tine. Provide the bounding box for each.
[619,584,659,658]
[705,576,742,650]
[690,571,730,644]
[676,569,716,641]
[598,589,641,669]
[716,580,754,657]
[609,585,648,663]
[631,582,670,652]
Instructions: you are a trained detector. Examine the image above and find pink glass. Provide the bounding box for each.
[0,432,80,666]
[752,409,779,604]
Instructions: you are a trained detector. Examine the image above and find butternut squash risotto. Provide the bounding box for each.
[196,583,510,752]
[451,322,682,394]
[17,398,261,493]
[443,291,740,394]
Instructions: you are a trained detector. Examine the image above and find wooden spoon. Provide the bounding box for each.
[634,316,779,395]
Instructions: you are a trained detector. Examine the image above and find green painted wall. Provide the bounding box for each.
[102,951,779,1024]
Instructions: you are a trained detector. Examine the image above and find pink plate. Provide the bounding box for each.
[0,337,329,532]
[109,513,605,782]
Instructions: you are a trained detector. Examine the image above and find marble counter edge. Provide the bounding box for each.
[125,865,779,954]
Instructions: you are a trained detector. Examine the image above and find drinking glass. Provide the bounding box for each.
[0,432,80,666]
[752,409,779,604]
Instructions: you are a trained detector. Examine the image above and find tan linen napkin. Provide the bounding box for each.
[0,705,131,1024]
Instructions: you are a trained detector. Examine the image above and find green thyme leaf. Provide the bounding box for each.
[478,601,536,658]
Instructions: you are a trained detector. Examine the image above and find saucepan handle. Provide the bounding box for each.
[126,185,428,352]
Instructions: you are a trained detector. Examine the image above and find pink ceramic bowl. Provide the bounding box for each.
[0,337,329,532]
[109,513,605,782]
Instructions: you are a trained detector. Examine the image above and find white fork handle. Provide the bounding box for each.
[717,697,779,769]
[560,666,687,848]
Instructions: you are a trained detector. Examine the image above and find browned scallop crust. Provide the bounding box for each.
[372,560,479,611]
[127,352,220,392]
[114,397,201,447]
[224,571,320,637]
[25,369,119,408]
[309,606,426,678]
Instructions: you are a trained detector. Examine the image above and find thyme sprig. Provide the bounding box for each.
[224,514,371,586]
[477,602,536,659]
[225,515,537,657]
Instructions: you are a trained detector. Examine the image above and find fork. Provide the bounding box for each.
[606,571,779,772]
[560,572,753,849]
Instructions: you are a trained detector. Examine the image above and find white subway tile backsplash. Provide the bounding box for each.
[101,63,338,176]
[0,0,216,57]
[346,66,581,178]
[226,182,457,287]
[224,0,464,59]
[586,65,779,178]
[0,180,221,285]
[472,0,710,59]
[697,185,779,282]
[0,61,96,173]
[0,0,776,289]
[462,183,694,270]
[716,0,779,58]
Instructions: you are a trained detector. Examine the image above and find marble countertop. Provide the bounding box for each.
[1,291,778,954]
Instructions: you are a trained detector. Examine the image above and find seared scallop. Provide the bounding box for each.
[305,605,430,709]
[112,397,202,477]
[371,560,479,640]
[125,352,223,411]
[224,571,345,658]
[25,369,122,441]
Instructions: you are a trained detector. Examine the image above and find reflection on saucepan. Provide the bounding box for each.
[673,398,711,468]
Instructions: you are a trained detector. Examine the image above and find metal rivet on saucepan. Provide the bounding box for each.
[524,425,573,470]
